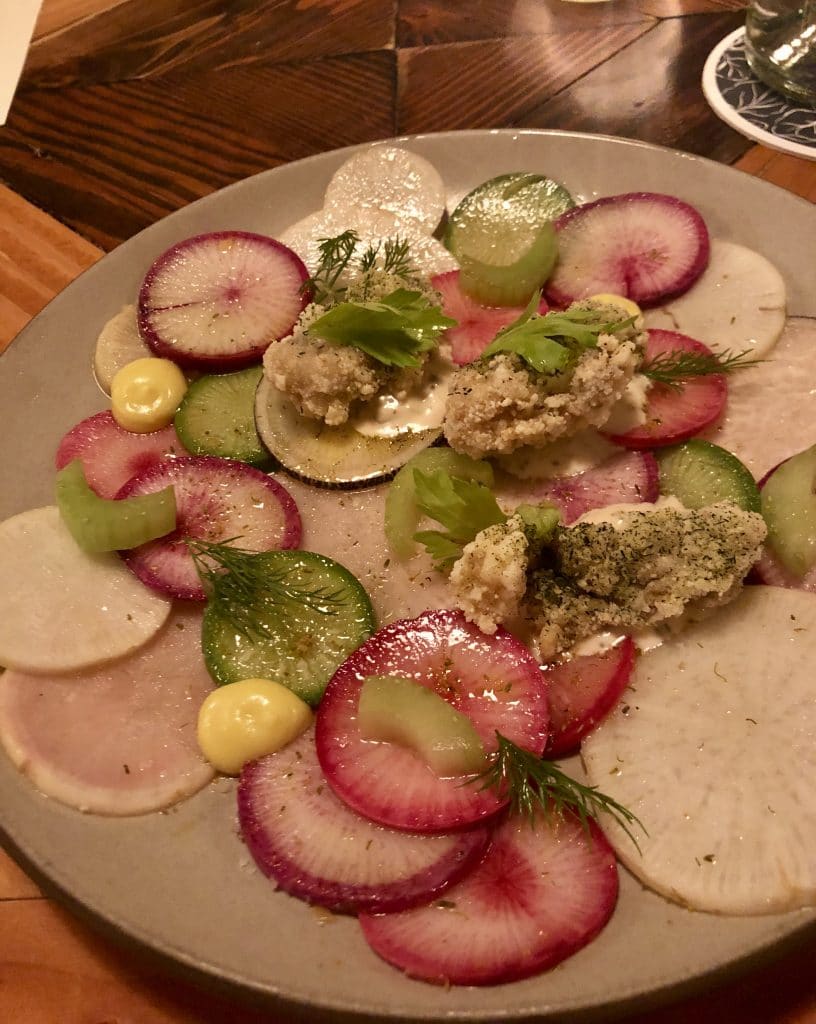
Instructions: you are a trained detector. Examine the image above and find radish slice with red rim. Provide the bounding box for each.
[544,637,636,757]
[602,330,726,449]
[431,270,549,365]
[117,456,302,600]
[56,411,187,499]
[316,609,548,832]
[238,729,491,914]
[546,192,709,308]
[360,806,618,986]
[138,231,309,371]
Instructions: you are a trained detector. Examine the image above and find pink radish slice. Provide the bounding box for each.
[138,232,309,371]
[316,609,548,832]
[544,637,635,757]
[546,192,709,308]
[238,729,491,914]
[117,456,302,600]
[431,270,549,365]
[500,451,659,524]
[360,806,618,986]
[55,411,187,499]
[602,330,726,449]
[0,605,214,816]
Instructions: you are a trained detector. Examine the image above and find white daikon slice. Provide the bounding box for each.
[582,586,816,915]
[280,207,404,275]
[643,239,786,357]
[93,303,151,394]
[704,316,816,479]
[0,506,171,672]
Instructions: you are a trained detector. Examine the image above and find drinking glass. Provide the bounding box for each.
[744,0,816,105]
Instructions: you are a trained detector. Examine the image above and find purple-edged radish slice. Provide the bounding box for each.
[360,805,618,986]
[117,456,302,600]
[238,729,491,914]
[431,270,549,365]
[602,330,726,449]
[0,605,214,815]
[138,232,309,371]
[56,411,187,500]
[316,609,548,832]
[546,193,709,309]
[544,637,635,757]
[499,451,659,525]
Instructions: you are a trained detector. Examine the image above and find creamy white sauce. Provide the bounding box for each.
[573,495,684,529]
[352,354,452,439]
[602,374,652,434]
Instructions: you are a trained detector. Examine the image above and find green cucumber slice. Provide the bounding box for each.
[445,172,573,306]
[55,459,176,552]
[174,366,268,466]
[761,445,816,577]
[201,549,375,705]
[657,440,761,514]
[385,448,494,560]
[254,376,441,487]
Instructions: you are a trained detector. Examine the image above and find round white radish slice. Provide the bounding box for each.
[643,240,786,358]
[55,410,187,499]
[582,586,816,915]
[93,304,153,394]
[117,456,302,600]
[238,729,491,913]
[360,806,618,986]
[316,609,548,832]
[138,232,309,371]
[546,193,709,308]
[602,330,726,449]
[0,506,171,673]
[323,146,446,238]
[703,317,816,480]
[279,207,402,274]
[0,605,214,815]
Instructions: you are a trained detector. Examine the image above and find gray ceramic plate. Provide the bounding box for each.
[1,130,815,1022]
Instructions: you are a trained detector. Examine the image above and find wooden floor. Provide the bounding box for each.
[1,1,815,1022]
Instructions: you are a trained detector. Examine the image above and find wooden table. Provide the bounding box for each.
[1,2,815,1022]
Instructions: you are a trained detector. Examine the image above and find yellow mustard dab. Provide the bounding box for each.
[587,293,642,320]
[111,357,187,432]
[197,678,313,775]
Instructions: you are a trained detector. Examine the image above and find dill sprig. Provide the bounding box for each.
[642,347,759,390]
[472,732,644,851]
[187,538,347,643]
[303,230,360,304]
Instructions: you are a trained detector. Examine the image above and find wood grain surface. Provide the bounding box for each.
[2,0,816,1021]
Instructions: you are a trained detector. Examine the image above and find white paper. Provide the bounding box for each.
[0,1,43,125]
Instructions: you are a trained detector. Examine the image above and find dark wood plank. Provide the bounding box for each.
[1,53,396,250]
[397,24,655,134]
[25,0,395,89]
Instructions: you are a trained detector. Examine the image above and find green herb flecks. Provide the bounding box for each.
[642,347,759,390]
[472,732,644,851]
[188,538,347,644]
[307,288,456,369]
[358,237,413,280]
[412,468,507,569]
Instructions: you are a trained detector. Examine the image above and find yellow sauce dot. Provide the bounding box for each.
[197,678,313,775]
[588,293,643,320]
[111,357,187,432]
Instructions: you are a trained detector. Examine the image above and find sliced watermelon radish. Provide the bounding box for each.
[546,192,709,309]
[499,451,659,524]
[138,231,309,371]
[238,729,491,914]
[315,609,548,832]
[544,637,636,757]
[431,270,549,365]
[117,457,302,600]
[55,411,187,500]
[602,330,726,449]
[360,805,618,986]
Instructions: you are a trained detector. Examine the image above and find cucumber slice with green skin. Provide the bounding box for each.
[445,173,573,306]
[760,444,816,577]
[657,439,761,514]
[202,549,376,705]
[254,376,441,488]
[384,447,494,559]
[55,459,176,553]
[174,366,269,466]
